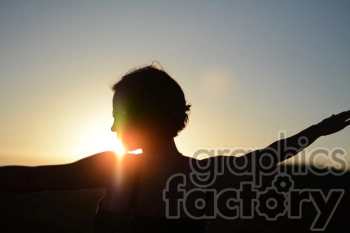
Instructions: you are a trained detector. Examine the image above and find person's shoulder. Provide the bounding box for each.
[97,151,118,162]
[80,151,117,164]
[179,154,216,168]
[72,151,118,175]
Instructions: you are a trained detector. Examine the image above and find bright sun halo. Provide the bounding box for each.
[86,131,125,158]
[113,136,126,156]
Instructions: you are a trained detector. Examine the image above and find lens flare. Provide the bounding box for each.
[114,137,126,158]
[128,148,143,154]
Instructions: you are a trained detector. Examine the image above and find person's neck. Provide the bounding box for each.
[139,138,181,158]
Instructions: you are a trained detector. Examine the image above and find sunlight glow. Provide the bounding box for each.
[128,148,143,154]
[83,131,125,158]
[113,135,126,158]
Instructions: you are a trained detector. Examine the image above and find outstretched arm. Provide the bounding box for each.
[209,111,350,188]
[255,110,350,169]
[0,151,117,193]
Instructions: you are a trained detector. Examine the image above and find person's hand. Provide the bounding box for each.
[316,110,350,136]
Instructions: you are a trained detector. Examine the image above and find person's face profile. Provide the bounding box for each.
[111,92,145,151]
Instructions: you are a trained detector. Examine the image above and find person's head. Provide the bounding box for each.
[111,65,191,151]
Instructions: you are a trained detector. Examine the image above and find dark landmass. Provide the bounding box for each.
[0,166,348,233]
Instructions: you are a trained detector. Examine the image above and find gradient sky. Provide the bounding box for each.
[1,1,349,169]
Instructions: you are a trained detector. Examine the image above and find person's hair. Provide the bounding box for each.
[112,65,191,138]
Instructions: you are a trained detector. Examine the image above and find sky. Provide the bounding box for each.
[0,0,349,169]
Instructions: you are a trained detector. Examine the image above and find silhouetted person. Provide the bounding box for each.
[0,65,349,233]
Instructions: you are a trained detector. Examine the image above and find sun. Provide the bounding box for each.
[113,136,126,157]
[83,131,125,158]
